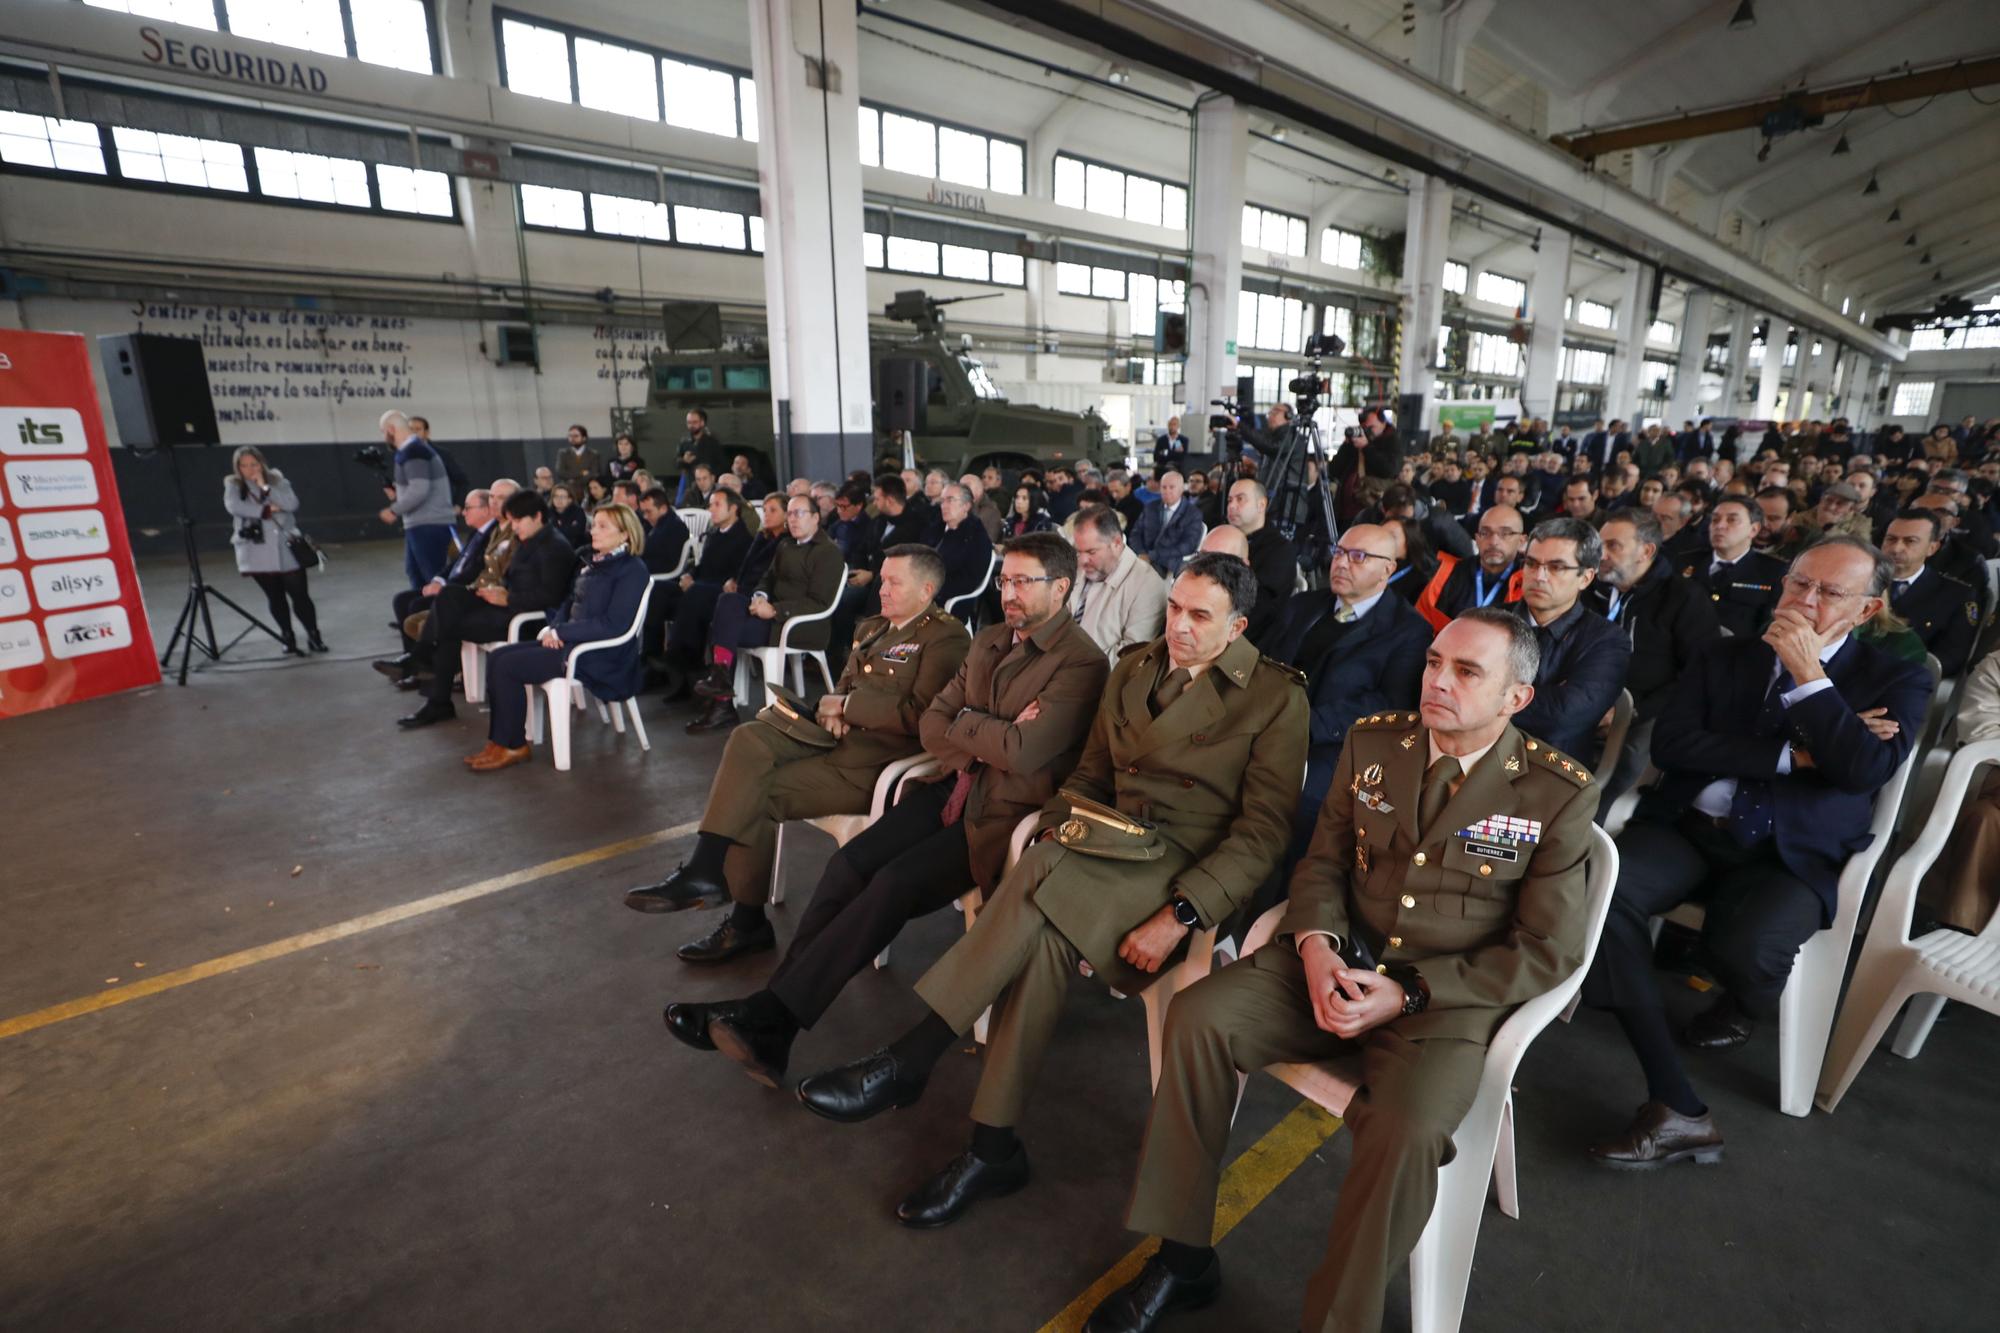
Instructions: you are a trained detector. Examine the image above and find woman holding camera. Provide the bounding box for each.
[223,445,325,655]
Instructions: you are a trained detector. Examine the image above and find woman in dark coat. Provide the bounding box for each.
[469,503,650,772]
[605,433,647,484]
[548,483,590,549]
[662,489,754,692]
[1004,484,1055,537]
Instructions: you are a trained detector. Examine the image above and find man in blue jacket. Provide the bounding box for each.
[1128,469,1205,575]
[1581,536,1932,1168]
[375,409,457,589]
[1508,517,1630,762]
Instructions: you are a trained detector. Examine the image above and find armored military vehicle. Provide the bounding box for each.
[615,291,1119,480]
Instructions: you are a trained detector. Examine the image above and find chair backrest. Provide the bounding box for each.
[505,610,546,641]
[1918,653,1951,750]
[678,508,711,543]
[657,534,695,582]
[946,548,999,618]
[1485,826,1620,1064]
[1597,688,1636,780]
[1875,739,2000,946]
[773,590,840,648]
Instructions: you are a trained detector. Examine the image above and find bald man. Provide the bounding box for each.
[1198,525,1250,560]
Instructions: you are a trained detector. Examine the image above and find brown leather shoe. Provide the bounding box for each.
[469,743,533,772]
[463,742,505,767]
[1587,1101,1724,1171]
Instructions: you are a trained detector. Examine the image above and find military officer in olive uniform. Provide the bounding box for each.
[623,545,970,962]
[792,552,1309,1230]
[1084,608,1599,1333]
[1680,494,1786,638]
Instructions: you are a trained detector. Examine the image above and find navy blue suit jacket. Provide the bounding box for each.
[1639,635,1932,920]
[1511,601,1631,762]
[548,553,649,701]
[1270,589,1432,806]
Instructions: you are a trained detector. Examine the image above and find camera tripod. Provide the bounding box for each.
[153,442,284,685]
[1263,393,1341,571]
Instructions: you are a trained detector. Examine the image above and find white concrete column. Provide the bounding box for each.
[1755,318,1792,422]
[1666,289,1713,424]
[1182,96,1248,422]
[1802,334,1836,420]
[1720,304,1754,416]
[1521,228,1573,420]
[1605,262,1650,423]
[1398,173,1454,430]
[747,0,874,481]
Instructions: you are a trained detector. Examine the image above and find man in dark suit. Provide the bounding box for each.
[1581,537,1932,1167]
[1268,523,1432,862]
[1680,495,1786,637]
[1154,416,1193,476]
[1225,478,1299,649]
[934,483,995,607]
[377,484,502,682]
[1128,469,1206,575]
[1580,419,1615,474]
[635,486,693,662]
[1882,509,1981,676]
[1510,518,1631,760]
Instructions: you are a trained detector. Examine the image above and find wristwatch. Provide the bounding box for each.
[1395,968,1431,1017]
[1169,894,1202,929]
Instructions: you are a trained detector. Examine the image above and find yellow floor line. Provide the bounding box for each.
[1036,1100,1345,1332]
[0,820,699,1043]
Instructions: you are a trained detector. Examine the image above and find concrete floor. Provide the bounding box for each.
[2,540,1995,1333]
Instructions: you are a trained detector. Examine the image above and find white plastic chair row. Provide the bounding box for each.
[523,582,654,772]
[734,599,839,709]
[677,507,711,546]
[1817,738,2000,1111]
[1228,826,1620,1333]
[460,610,547,705]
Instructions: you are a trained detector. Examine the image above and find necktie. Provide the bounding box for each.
[1893,579,1910,600]
[1335,602,1357,624]
[1727,668,1795,845]
[1417,756,1462,837]
[940,768,977,826]
[1075,579,1091,615]
[1151,667,1191,718]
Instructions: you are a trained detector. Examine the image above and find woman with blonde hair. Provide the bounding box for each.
[223,445,324,655]
[466,503,649,772]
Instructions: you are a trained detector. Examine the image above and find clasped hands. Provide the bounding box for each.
[1761,607,1900,768]
[816,693,849,739]
[1300,933,1404,1037]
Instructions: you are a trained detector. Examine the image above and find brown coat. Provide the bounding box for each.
[821,605,971,772]
[919,609,1110,890]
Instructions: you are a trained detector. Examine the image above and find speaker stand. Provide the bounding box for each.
[155,444,284,686]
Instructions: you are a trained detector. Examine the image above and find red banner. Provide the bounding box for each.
[0,329,161,717]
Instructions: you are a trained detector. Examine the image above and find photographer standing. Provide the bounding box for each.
[224,446,325,656]
[375,409,456,589]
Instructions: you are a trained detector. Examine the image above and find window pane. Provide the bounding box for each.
[1253,365,1280,407]
[886,235,939,274]
[349,0,435,74]
[253,147,370,207]
[739,76,759,143]
[1124,174,1161,227]
[1891,381,1934,417]
[1053,155,1085,209]
[1057,262,1092,295]
[748,214,764,251]
[940,244,988,281]
[1160,184,1186,231]
[0,113,106,173]
[674,205,746,250]
[1287,217,1307,258]
[937,125,988,189]
[880,112,936,177]
[1577,299,1613,329]
[1442,261,1467,294]
[857,107,880,167]
[863,231,884,267]
[1257,293,1284,349]
[1241,205,1260,249]
[990,251,1024,285]
[1092,266,1125,300]
[227,0,347,59]
[377,163,452,215]
[521,183,586,230]
[113,127,249,191]
[577,38,659,120]
[1128,272,1157,338]
[1261,211,1288,254]
[1437,325,1452,369]
[1476,271,1525,308]
[663,60,739,137]
[988,140,1023,195]
[84,0,217,28]
[1281,297,1304,352]
[1324,306,1353,343]
[501,19,573,103]
[1648,319,1676,344]
[592,192,669,239]
[1084,163,1123,218]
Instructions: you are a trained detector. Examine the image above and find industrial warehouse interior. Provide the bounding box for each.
[3,2,1998,1331]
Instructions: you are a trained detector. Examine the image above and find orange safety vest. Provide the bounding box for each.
[1415,553,1523,632]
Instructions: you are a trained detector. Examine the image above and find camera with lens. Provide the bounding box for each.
[237,518,265,544]
[354,443,393,485]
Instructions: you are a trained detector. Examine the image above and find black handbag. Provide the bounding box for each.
[287,528,325,572]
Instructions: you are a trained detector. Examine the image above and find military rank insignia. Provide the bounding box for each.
[881,642,921,663]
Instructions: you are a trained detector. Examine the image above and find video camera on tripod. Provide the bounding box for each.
[1288,332,1346,414]
[1260,330,1345,569]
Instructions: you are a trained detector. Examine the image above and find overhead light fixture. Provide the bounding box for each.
[1862,171,1880,195]
[1831,133,1851,156]
[1106,64,1130,85]
[1729,1,1757,30]
[1887,206,1902,222]
[1270,126,1287,142]
[1906,233,1918,246]
[1921,250,1933,264]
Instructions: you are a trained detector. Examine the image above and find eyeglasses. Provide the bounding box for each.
[1475,527,1523,540]
[1781,574,1866,602]
[995,575,1059,592]
[1328,547,1394,566]
[1520,557,1583,576]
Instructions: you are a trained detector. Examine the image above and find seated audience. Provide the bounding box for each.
[1128,469,1204,575]
[1045,466,1084,525]
[731,454,770,501]
[548,483,589,549]
[934,484,996,608]
[1680,495,1786,638]
[1881,509,1981,676]
[1417,504,1526,629]
[1387,515,1438,605]
[963,474,1006,542]
[605,433,645,485]
[870,474,924,548]
[377,482,513,685]
[1226,478,1299,648]
[1510,518,1631,761]
[1069,505,1167,658]
[1005,484,1055,537]
[531,467,555,498]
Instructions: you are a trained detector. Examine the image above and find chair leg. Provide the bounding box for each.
[607,696,624,733]
[811,651,834,693]
[625,700,651,752]
[1814,950,1920,1112]
[1777,929,1845,1118]
[768,823,786,906]
[1407,1092,1506,1333]
[545,682,573,771]
[527,681,545,746]
[461,642,485,704]
[1492,1095,1520,1220]
[1890,992,1948,1059]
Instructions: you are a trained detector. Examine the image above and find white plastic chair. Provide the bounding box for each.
[677,508,711,548]
[945,548,999,628]
[770,754,942,907]
[733,598,839,709]
[1816,739,2000,1112]
[1232,826,1619,1333]
[1649,750,1916,1116]
[461,610,547,705]
[524,582,654,772]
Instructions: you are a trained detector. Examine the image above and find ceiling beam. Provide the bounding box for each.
[1569,0,1741,126]
[1799,156,2000,264]
[1865,239,2000,309]
[1551,54,2000,160]
[1835,213,2000,287]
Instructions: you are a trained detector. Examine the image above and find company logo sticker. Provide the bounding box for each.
[45,604,133,659]
[31,557,120,612]
[0,618,44,670]
[0,568,27,618]
[0,406,89,457]
[4,460,99,509]
[18,509,110,560]
[0,517,16,565]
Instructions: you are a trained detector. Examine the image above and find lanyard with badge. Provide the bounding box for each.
[1472,567,1507,607]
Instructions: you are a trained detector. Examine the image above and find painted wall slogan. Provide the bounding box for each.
[132,303,414,426]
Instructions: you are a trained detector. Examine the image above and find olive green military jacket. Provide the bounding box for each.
[1279,715,1599,1044]
[822,606,970,772]
[753,532,847,650]
[1029,634,1308,971]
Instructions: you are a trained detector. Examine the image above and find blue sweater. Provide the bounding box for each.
[390,437,456,527]
[547,552,649,701]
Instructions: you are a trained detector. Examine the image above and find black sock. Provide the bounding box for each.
[739,989,797,1034]
[1157,1240,1214,1279]
[728,901,766,931]
[688,832,731,878]
[885,1008,957,1077]
[969,1121,1019,1165]
[1612,1006,1707,1117]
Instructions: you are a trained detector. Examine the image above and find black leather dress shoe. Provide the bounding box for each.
[624,865,730,914]
[895,1146,1030,1228]
[709,1015,797,1089]
[373,654,414,680]
[692,664,735,700]
[1586,1101,1724,1170]
[686,697,740,734]
[795,1050,928,1124]
[1084,1252,1222,1333]
[397,700,455,729]
[1684,997,1756,1050]
[662,998,754,1053]
[677,914,776,963]
[394,675,428,692]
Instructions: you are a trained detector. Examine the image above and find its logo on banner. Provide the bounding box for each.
[31,558,120,612]
[18,510,110,561]
[3,460,99,509]
[0,517,16,565]
[0,407,88,457]
[0,617,43,670]
[45,604,133,660]
[0,568,27,618]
